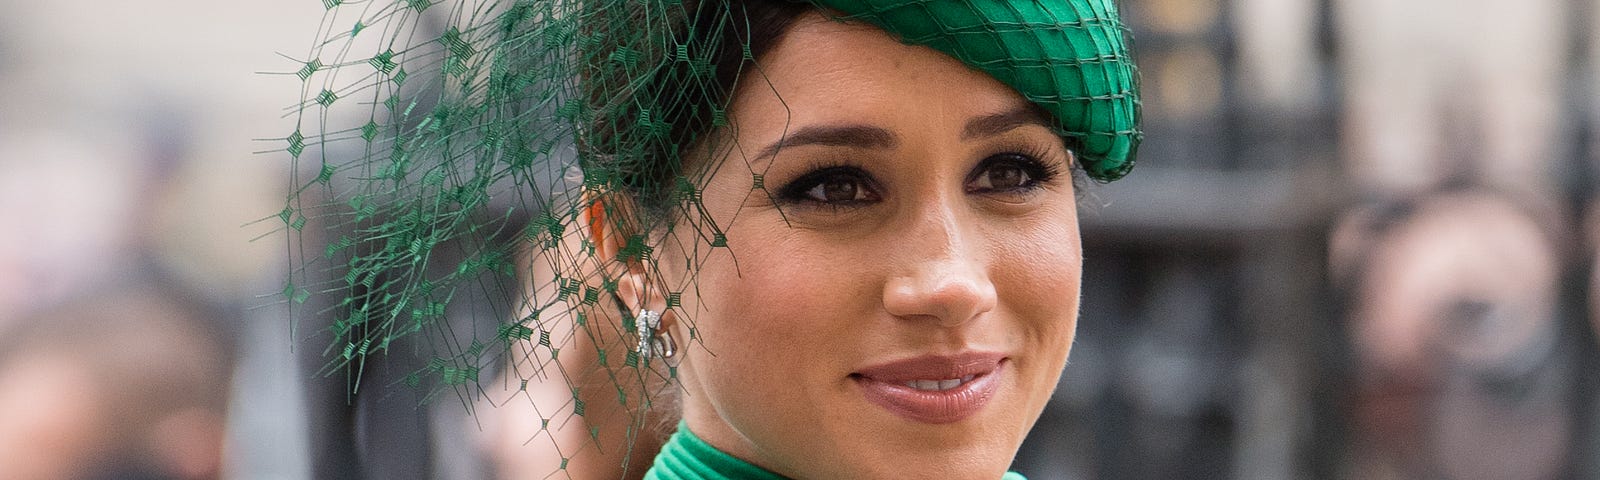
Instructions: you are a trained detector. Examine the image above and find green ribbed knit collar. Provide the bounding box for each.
[643,423,1028,480]
[644,424,786,480]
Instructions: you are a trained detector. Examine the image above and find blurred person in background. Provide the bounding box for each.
[1330,188,1576,480]
[0,277,237,480]
[1330,0,1594,478]
[0,2,310,475]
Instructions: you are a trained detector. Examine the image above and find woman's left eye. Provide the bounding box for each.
[967,153,1056,193]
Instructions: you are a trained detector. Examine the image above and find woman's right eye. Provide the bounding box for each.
[777,166,880,206]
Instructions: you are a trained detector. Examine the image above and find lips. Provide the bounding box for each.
[851,352,1006,424]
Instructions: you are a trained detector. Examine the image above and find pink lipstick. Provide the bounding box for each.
[852,352,1005,424]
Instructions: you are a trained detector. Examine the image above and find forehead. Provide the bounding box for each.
[728,13,1028,132]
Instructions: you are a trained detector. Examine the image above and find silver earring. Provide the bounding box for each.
[636,309,676,359]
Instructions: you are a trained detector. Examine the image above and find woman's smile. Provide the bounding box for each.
[852,352,1009,424]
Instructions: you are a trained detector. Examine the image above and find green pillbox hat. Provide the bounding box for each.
[812,0,1142,181]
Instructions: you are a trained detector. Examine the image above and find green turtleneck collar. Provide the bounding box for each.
[643,423,1028,480]
[644,423,784,480]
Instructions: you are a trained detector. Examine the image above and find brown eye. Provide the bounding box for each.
[817,176,861,203]
[969,155,1037,192]
[779,166,879,206]
[982,163,1027,190]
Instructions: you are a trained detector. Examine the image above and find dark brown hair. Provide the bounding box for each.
[579,0,815,223]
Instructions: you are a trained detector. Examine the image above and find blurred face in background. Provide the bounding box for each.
[660,13,1083,479]
[1348,194,1557,378]
[1338,192,1567,480]
[0,352,107,480]
[0,287,232,480]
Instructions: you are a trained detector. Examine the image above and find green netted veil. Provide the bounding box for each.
[278,0,1137,475]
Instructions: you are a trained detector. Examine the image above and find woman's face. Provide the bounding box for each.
[663,13,1082,478]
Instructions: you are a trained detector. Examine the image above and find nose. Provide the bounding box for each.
[881,207,998,327]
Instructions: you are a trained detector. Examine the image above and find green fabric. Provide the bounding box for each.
[812,0,1142,181]
[646,424,787,480]
[645,423,1029,479]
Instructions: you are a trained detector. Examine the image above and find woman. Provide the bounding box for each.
[284,1,1138,478]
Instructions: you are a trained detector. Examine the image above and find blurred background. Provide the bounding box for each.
[0,0,1595,479]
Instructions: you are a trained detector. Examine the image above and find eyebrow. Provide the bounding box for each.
[751,104,1053,163]
[754,124,897,163]
[961,104,1054,141]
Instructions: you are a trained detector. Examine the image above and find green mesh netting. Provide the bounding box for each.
[278,0,1137,476]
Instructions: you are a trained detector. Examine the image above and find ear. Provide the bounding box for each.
[582,194,672,329]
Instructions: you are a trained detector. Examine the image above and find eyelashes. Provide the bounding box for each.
[965,145,1063,195]
[772,147,1066,209]
[774,165,882,207]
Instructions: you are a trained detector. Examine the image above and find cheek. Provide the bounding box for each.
[680,224,871,399]
[1002,205,1080,284]
[992,210,1083,370]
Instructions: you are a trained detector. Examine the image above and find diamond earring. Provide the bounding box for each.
[636,309,676,359]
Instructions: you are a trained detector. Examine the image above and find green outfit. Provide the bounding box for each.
[646,423,1028,480]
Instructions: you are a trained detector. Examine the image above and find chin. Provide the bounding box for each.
[829,391,1036,478]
